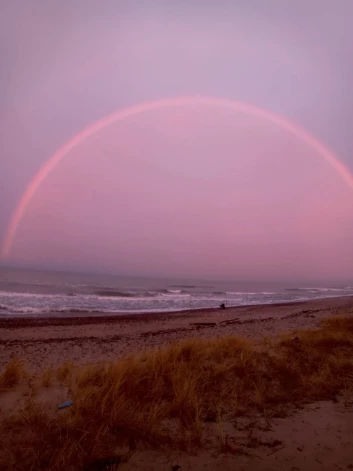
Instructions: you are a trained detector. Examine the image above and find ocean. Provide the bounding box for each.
[0,266,352,316]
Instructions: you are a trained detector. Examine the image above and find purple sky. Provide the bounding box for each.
[1,1,353,282]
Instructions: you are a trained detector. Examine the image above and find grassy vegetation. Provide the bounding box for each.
[42,368,53,388]
[56,361,73,383]
[1,316,353,470]
[0,358,24,391]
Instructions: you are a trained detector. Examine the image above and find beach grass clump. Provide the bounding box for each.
[56,361,73,383]
[42,368,54,388]
[1,316,353,470]
[0,357,25,390]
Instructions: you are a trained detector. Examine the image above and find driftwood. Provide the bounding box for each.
[190,322,217,327]
[219,318,240,325]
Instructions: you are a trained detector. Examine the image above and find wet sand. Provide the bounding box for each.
[0,296,352,370]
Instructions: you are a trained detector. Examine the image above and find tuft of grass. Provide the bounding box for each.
[1,316,353,470]
[0,358,24,390]
[42,368,53,388]
[56,362,73,383]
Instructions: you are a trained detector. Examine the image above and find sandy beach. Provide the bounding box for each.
[1,295,352,370]
[1,295,353,470]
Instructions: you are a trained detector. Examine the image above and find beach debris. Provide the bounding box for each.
[58,400,73,410]
[172,466,182,471]
[190,322,217,327]
[219,317,240,325]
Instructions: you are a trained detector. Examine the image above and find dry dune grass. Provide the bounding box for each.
[1,316,353,470]
[42,368,53,388]
[56,361,73,383]
[0,357,25,391]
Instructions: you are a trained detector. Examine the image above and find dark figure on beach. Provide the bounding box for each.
[220,303,226,310]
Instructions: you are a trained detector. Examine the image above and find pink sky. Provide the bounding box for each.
[2,1,353,282]
[9,103,353,282]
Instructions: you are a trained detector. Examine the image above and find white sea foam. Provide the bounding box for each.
[226,292,257,295]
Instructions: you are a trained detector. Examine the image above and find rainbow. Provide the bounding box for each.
[2,95,353,260]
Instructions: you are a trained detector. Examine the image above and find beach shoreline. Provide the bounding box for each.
[1,293,353,324]
[1,295,352,370]
[2,266,353,317]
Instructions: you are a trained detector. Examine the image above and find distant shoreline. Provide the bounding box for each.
[1,295,352,328]
[2,266,353,317]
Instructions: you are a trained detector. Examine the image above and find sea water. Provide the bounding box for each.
[0,266,352,316]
